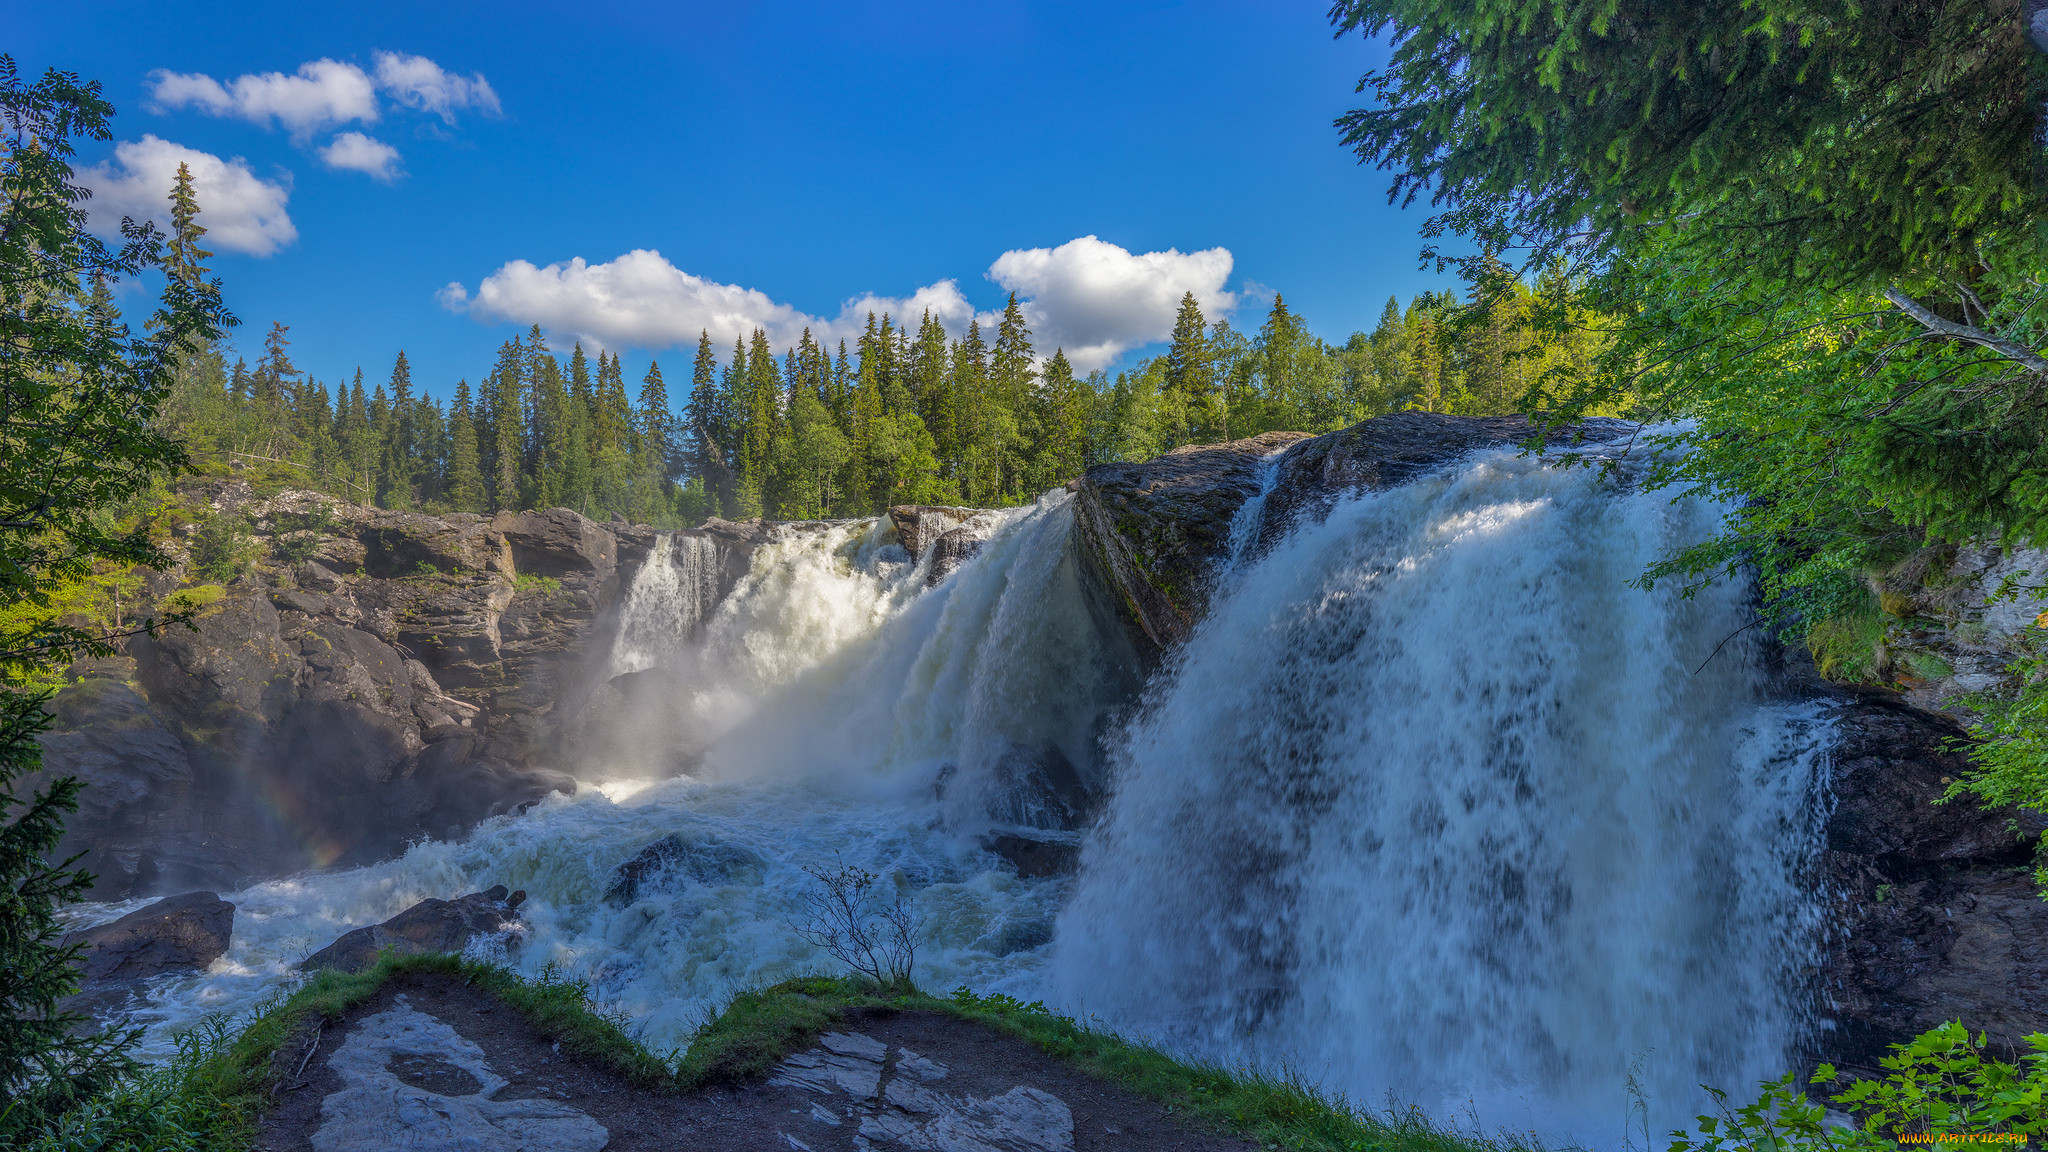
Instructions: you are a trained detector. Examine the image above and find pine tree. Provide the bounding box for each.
[448,379,485,511]
[163,162,212,288]
[379,351,415,509]
[488,337,525,510]
[1163,292,1215,445]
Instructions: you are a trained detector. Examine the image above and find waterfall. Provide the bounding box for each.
[97,442,1834,1147]
[112,493,1133,1060]
[609,533,726,676]
[1053,444,1832,1141]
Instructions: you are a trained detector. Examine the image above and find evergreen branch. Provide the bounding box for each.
[1882,288,2048,378]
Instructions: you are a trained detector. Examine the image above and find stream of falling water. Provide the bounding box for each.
[1055,445,1833,1142]
[75,444,1831,1145]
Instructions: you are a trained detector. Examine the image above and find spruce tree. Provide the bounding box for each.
[163,161,212,288]
[1163,292,1215,446]
[379,351,415,509]
[488,338,525,510]
[448,379,485,511]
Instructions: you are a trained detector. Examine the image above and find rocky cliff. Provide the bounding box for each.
[35,482,773,898]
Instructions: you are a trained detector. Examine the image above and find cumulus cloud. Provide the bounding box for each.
[987,235,1235,371]
[319,131,402,181]
[443,238,1239,371]
[149,59,378,137]
[372,52,501,122]
[148,53,498,171]
[78,135,296,256]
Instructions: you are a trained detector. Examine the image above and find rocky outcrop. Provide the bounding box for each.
[1250,411,1633,551]
[63,890,234,983]
[1070,430,1311,654]
[302,886,527,973]
[1070,415,1634,657]
[1810,689,2048,1074]
[32,485,768,899]
[888,506,982,561]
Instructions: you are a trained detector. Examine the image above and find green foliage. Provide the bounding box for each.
[512,572,562,597]
[185,513,257,584]
[0,54,231,1140]
[1807,608,1891,685]
[1668,1021,2047,1152]
[1949,650,2048,891]
[159,584,225,614]
[1331,0,2043,290]
[15,1017,240,1152]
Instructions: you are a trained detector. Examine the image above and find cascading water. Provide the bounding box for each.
[608,532,726,676]
[1054,444,1832,1142]
[78,440,1834,1147]
[100,492,1133,1061]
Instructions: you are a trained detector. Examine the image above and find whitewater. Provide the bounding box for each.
[68,440,1833,1145]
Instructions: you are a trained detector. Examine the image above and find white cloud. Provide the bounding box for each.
[372,52,501,122]
[149,59,378,137]
[78,135,296,257]
[986,235,1235,371]
[319,131,402,181]
[148,52,498,141]
[444,238,1239,372]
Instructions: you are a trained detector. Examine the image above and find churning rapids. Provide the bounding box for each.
[70,440,1835,1144]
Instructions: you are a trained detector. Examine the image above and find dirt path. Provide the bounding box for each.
[258,970,1256,1151]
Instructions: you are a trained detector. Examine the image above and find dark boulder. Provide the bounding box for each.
[1811,688,2048,1076]
[301,885,527,974]
[925,514,1003,586]
[605,833,769,904]
[63,890,234,983]
[982,833,1081,879]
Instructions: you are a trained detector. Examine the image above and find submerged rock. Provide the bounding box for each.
[605,833,769,903]
[981,834,1080,879]
[63,890,234,984]
[302,886,527,974]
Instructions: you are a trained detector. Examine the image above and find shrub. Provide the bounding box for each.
[1671,1022,2048,1152]
[187,514,257,584]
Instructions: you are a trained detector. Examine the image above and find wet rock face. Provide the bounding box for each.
[1070,430,1312,654]
[1810,688,2048,1074]
[303,886,527,974]
[63,891,234,983]
[33,489,718,899]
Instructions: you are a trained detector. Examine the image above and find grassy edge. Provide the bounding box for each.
[680,975,1535,1152]
[32,960,1523,1152]
[22,951,669,1151]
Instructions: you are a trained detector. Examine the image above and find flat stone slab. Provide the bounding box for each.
[771,1031,1074,1151]
[309,995,607,1152]
[259,971,1253,1152]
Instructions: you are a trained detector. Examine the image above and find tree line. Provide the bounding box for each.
[159,207,1600,525]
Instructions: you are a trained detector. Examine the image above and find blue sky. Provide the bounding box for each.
[20,1,1455,403]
